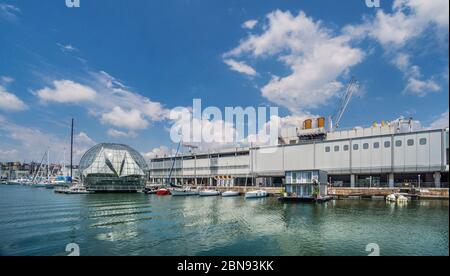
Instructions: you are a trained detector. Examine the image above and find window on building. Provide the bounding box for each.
[363,143,369,150]
[344,145,349,151]
[374,142,380,149]
[419,138,427,145]
[334,146,340,152]
[292,172,297,183]
[325,146,331,153]
[396,140,402,147]
[384,141,391,148]
[407,139,414,146]
[353,144,359,150]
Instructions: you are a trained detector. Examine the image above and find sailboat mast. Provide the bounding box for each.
[70,118,74,182]
[47,148,50,181]
[63,149,66,176]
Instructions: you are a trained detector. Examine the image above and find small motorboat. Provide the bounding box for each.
[245,190,268,199]
[386,194,397,202]
[156,188,171,196]
[55,184,92,194]
[199,189,220,197]
[33,182,50,188]
[386,193,409,203]
[171,187,199,196]
[144,186,159,194]
[221,191,240,197]
[397,195,409,203]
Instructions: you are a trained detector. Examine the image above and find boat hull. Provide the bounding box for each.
[222,191,240,197]
[156,189,171,196]
[245,191,268,199]
[171,189,199,196]
[199,190,220,196]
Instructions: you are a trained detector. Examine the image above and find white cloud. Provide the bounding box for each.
[0,85,28,112]
[1,76,14,85]
[33,70,170,132]
[101,106,149,130]
[0,3,20,22]
[169,107,240,151]
[344,0,448,96]
[429,110,449,129]
[107,128,137,138]
[57,43,79,53]
[392,53,441,96]
[76,132,96,146]
[404,77,440,97]
[36,80,98,103]
[242,19,258,30]
[0,149,19,161]
[143,146,174,159]
[367,0,449,48]
[224,59,257,77]
[89,71,170,123]
[226,10,364,114]
[0,118,96,162]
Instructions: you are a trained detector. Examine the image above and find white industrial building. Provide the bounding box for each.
[149,121,449,189]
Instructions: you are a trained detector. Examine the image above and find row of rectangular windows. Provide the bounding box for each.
[325,138,428,153]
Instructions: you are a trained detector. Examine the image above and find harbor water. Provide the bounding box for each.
[0,185,448,256]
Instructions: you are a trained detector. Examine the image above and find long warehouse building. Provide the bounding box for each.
[149,120,449,188]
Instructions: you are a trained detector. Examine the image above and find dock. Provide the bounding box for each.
[328,187,449,200]
[278,196,333,203]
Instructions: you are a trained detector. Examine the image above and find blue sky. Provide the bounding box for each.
[0,0,448,162]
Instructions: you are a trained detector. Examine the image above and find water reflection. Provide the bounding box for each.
[0,185,448,256]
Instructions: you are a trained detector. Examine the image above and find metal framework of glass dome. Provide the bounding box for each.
[79,143,149,192]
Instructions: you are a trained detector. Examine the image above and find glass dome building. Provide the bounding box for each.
[79,143,149,192]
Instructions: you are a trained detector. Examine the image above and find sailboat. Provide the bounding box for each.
[222,191,240,197]
[52,150,72,188]
[32,149,52,188]
[156,141,182,196]
[171,186,199,196]
[54,119,90,194]
[244,147,268,199]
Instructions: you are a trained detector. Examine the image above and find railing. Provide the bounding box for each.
[330,182,449,188]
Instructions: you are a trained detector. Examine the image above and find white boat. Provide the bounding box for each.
[55,184,92,194]
[9,178,31,185]
[199,189,220,196]
[386,193,409,203]
[397,195,409,203]
[245,190,268,199]
[222,191,240,197]
[33,182,50,188]
[171,187,199,196]
[386,194,397,202]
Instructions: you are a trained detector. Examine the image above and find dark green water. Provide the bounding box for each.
[0,185,448,256]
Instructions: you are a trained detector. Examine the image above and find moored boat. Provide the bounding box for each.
[144,186,159,194]
[55,184,92,194]
[222,191,240,197]
[171,187,199,196]
[199,189,220,196]
[156,188,171,196]
[245,190,268,199]
[386,193,409,203]
[386,194,397,202]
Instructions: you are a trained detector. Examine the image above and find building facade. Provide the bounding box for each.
[149,125,449,189]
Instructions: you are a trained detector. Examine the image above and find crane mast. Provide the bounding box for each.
[329,77,359,132]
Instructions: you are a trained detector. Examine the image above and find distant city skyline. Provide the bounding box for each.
[0,0,448,163]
